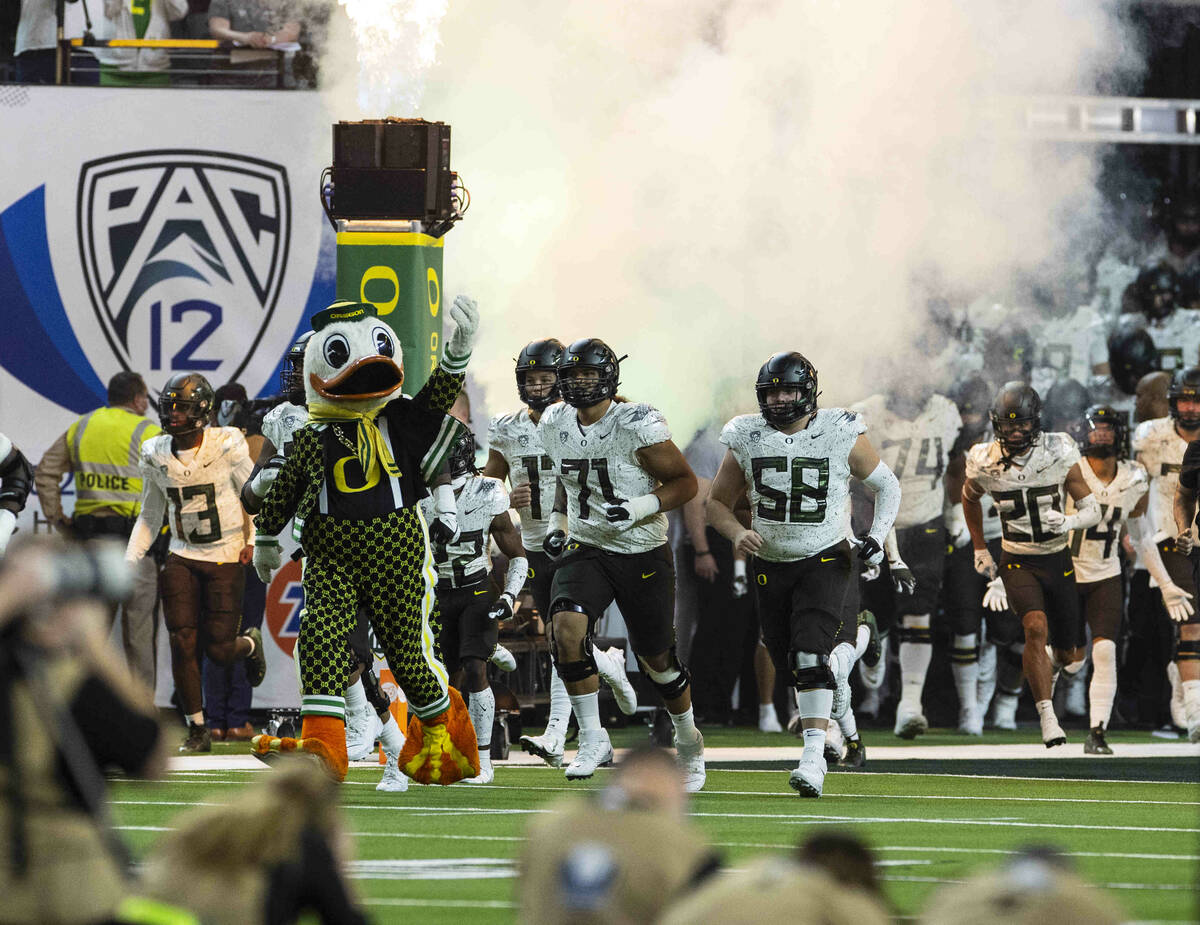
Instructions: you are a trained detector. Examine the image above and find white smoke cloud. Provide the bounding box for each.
[319,0,1141,439]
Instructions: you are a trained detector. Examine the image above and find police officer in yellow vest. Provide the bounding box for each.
[35,372,162,688]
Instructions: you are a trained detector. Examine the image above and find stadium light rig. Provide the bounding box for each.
[320,118,469,237]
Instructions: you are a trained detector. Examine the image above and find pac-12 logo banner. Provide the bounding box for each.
[77,149,290,385]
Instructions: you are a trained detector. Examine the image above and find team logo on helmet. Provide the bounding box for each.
[77,150,290,383]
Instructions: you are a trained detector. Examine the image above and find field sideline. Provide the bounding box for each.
[110,728,1200,923]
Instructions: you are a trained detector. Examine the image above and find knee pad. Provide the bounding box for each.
[557,656,598,683]
[898,614,932,645]
[549,599,590,619]
[1177,639,1200,662]
[361,667,392,718]
[637,647,691,700]
[792,650,835,691]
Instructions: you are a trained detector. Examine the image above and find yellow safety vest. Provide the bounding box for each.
[66,406,160,518]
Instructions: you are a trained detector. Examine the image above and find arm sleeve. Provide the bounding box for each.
[862,460,901,542]
[33,432,71,522]
[254,429,310,538]
[0,434,34,515]
[412,366,467,416]
[126,462,166,561]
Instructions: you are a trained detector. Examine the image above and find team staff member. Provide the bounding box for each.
[35,372,162,688]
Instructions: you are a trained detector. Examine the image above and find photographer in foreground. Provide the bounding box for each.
[0,539,166,925]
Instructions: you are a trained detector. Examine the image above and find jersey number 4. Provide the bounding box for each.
[1069,504,1122,559]
[751,457,829,524]
[165,483,221,544]
[992,486,1062,544]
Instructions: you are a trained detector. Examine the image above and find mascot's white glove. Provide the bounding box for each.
[445,295,480,362]
[1162,581,1195,623]
[0,509,16,558]
[605,493,660,529]
[982,576,1009,612]
[253,538,282,586]
[974,547,998,579]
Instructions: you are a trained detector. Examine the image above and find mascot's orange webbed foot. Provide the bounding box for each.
[398,687,479,785]
[294,715,350,781]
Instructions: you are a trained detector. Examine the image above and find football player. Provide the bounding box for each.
[942,376,1009,733]
[1121,262,1200,374]
[1139,368,1200,742]
[851,367,962,739]
[1171,418,1200,742]
[0,432,33,557]
[243,331,411,792]
[484,339,636,768]
[126,373,266,753]
[1066,406,1155,754]
[420,430,531,784]
[538,339,702,788]
[708,352,901,797]
[962,382,1102,748]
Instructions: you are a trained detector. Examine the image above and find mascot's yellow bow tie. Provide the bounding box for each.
[307,402,401,482]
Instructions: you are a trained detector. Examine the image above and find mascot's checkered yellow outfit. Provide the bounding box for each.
[251,297,479,784]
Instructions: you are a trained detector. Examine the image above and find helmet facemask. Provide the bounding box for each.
[756,383,817,428]
[516,367,560,412]
[1170,386,1200,429]
[991,411,1040,461]
[559,366,617,408]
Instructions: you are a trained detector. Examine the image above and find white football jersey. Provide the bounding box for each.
[1067,459,1149,583]
[851,394,961,529]
[721,408,865,563]
[1126,311,1200,374]
[488,407,557,549]
[419,475,510,589]
[965,432,1081,555]
[261,401,308,454]
[1133,417,1192,541]
[1029,305,1107,392]
[539,400,672,554]
[138,427,252,562]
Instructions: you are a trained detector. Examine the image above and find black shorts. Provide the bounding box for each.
[436,580,499,669]
[1078,575,1123,641]
[1000,547,1084,651]
[754,541,852,667]
[549,542,676,658]
[347,607,374,668]
[943,537,1008,640]
[159,554,245,655]
[524,547,554,617]
[893,519,947,614]
[1161,540,1200,626]
[837,561,862,646]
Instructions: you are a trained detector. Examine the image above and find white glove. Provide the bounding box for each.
[861,561,882,582]
[974,547,998,579]
[247,458,283,500]
[445,294,479,359]
[1040,508,1068,535]
[1161,581,1195,623]
[0,509,16,558]
[982,576,1009,612]
[857,534,885,567]
[428,512,459,546]
[605,493,660,528]
[253,540,282,585]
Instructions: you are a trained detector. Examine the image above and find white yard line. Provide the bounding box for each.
[363,898,516,909]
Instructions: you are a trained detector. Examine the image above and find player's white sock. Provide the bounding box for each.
[976,640,997,713]
[1036,699,1063,741]
[188,711,205,726]
[854,623,871,660]
[468,687,495,750]
[1046,645,1064,694]
[379,714,405,757]
[669,706,702,745]
[796,688,833,759]
[1089,639,1116,729]
[838,706,858,740]
[898,614,932,712]
[568,692,602,735]
[951,633,979,717]
[1183,679,1200,731]
[345,678,367,714]
[546,668,571,738]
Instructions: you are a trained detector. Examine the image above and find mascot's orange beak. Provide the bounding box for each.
[310,356,404,401]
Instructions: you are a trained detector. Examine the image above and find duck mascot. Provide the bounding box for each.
[250,296,480,784]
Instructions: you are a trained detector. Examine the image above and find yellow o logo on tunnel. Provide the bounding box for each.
[360,266,400,316]
[427,267,440,317]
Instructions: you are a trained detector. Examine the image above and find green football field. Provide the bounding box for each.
[110,727,1200,923]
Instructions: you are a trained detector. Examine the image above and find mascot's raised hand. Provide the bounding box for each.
[446,295,480,359]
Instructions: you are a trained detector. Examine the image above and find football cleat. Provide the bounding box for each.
[1084,725,1113,755]
[824,721,844,764]
[1063,672,1088,718]
[957,706,983,737]
[565,729,614,780]
[345,702,381,762]
[467,751,495,784]
[377,753,411,792]
[857,685,881,719]
[893,705,928,739]
[489,644,517,673]
[858,610,882,668]
[180,721,212,754]
[243,627,267,688]
[758,706,783,733]
[789,754,827,798]
[519,730,565,768]
[675,731,706,793]
[839,736,866,769]
[1041,712,1067,748]
[597,647,638,715]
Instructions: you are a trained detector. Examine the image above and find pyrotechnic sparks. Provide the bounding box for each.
[338,0,448,114]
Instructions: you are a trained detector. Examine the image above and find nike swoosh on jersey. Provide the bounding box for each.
[820,557,836,563]
[642,571,656,579]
